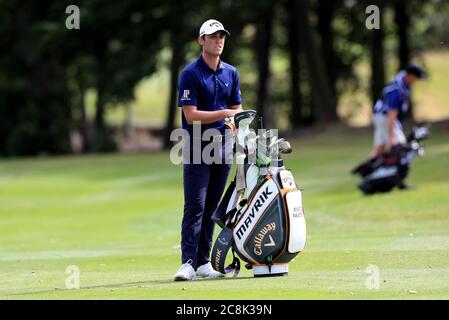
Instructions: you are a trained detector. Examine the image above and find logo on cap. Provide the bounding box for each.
[210,21,222,28]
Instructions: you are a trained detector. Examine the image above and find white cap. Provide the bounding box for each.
[199,19,230,37]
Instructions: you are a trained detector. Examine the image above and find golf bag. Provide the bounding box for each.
[352,125,430,195]
[211,110,306,277]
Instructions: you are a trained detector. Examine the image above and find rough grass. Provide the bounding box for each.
[1,125,448,299]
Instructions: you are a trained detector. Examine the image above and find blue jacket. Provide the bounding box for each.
[373,71,411,123]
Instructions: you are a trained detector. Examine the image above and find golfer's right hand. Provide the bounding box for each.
[389,135,398,146]
[225,109,243,118]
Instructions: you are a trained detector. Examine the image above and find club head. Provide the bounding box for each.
[234,110,256,129]
[414,126,430,140]
[245,131,258,155]
[409,140,420,152]
[269,138,292,153]
[278,140,292,154]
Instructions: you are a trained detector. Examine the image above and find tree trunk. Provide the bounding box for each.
[93,79,116,152]
[395,0,414,120]
[285,0,303,128]
[395,0,411,70]
[76,69,91,153]
[79,84,90,153]
[371,10,385,105]
[163,38,184,149]
[255,2,274,128]
[125,102,135,141]
[317,0,338,101]
[94,84,105,136]
[297,0,337,125]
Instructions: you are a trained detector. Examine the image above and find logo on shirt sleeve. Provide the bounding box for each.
[181,90,191,101]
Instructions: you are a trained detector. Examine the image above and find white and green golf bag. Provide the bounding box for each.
[211,110,306,277]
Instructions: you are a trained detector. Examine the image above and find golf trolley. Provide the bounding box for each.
[352,125,430,195]
[211,110,307,277]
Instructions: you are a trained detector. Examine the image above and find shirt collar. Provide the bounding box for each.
[198,54,224,73]
[402,76,410,90]
[395,71,410,94]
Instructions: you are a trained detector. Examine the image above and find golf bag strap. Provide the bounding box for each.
[212,179,236,227]
[211,227,240,277]
[226,249,240,277]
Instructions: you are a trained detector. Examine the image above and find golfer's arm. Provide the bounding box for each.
[183,106,229,125]
[387,109,398,141]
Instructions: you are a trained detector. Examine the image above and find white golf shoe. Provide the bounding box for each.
[174,260,196,281]
[196,262,225,279]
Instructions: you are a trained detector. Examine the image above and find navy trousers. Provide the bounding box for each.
[181,130,233,269]
[181,162,231,269]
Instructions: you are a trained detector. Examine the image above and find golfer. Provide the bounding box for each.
[174,19,243,281]
[370,64,426,159]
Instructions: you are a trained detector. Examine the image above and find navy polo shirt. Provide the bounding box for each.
[178,55,243,135]
[373,71,411,122]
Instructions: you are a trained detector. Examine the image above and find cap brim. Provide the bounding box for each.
[203,29,230,36]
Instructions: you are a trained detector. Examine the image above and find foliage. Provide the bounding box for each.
[1,0,448,155]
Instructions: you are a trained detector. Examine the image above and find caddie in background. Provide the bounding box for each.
[371,64,426,157]
[174,19,243,281]
[370,63,426,189]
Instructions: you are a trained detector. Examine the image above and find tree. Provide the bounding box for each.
[316,0,340,104]
[71,0,165,152]
[284,0,303,128]
[370,4,386,105]
[162,0,188,149]
[0,1,73,156]
[394,0,414,120]
[394,0,411,70]
[254,0,275,127]
[297,0,336,125]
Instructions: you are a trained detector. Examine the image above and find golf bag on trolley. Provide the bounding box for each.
[211,110,306,277]
[351,125,430,195]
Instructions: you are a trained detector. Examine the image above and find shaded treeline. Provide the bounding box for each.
[0,0,448,156]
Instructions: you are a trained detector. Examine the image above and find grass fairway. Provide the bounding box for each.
[1,125,448,300]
